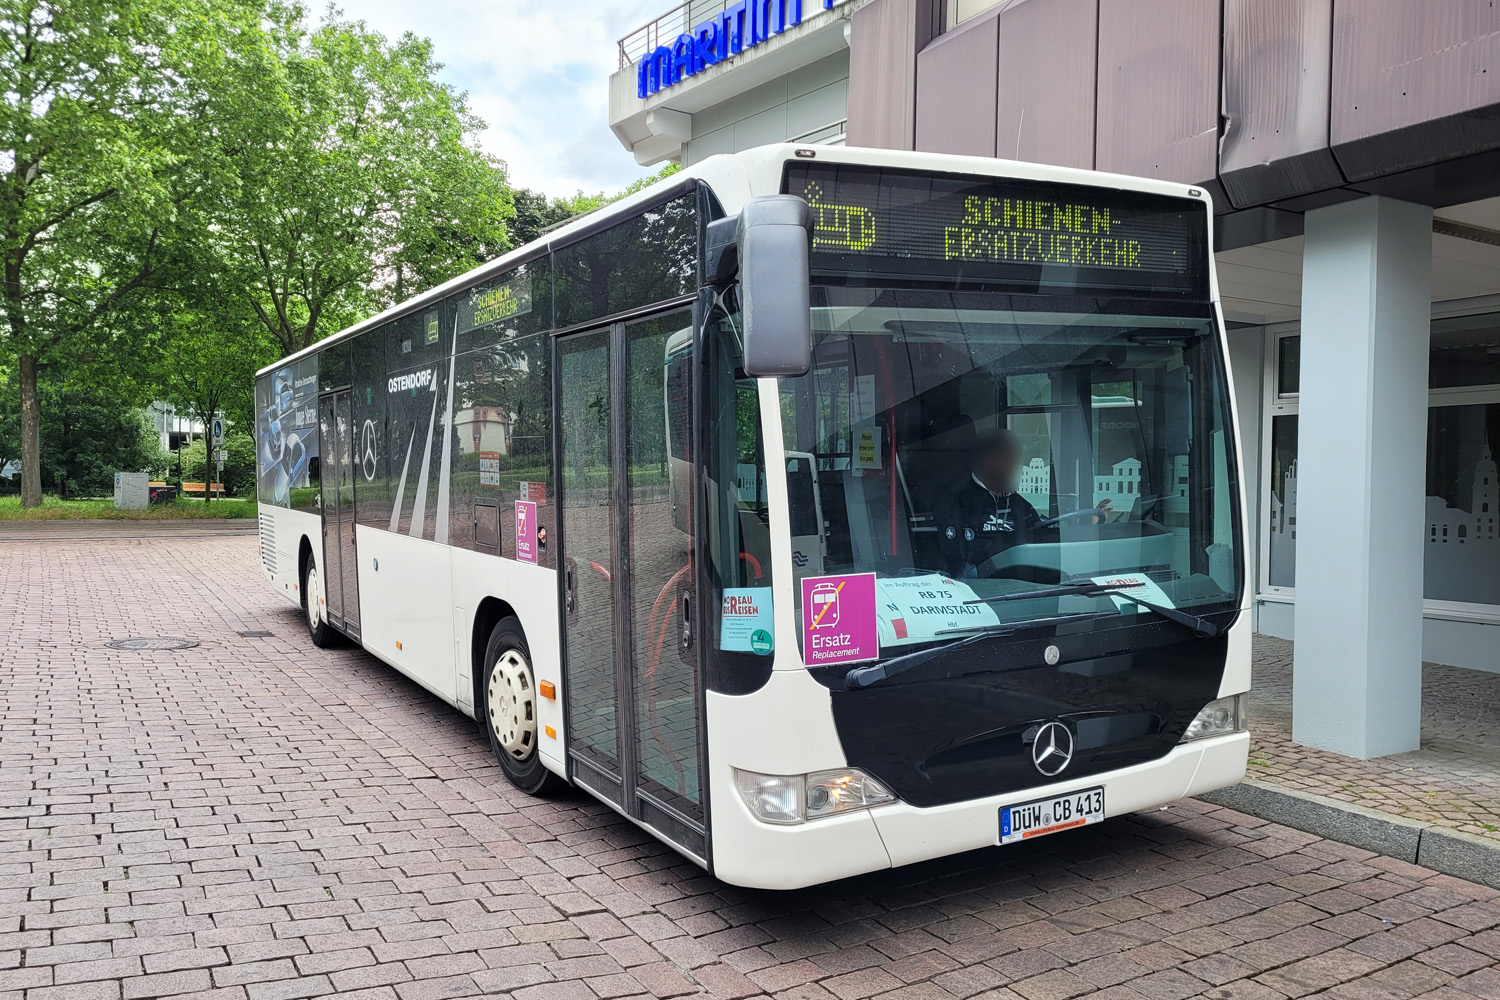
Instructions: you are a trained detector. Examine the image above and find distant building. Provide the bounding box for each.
[1094,458,1142,502]
[148,402,205,453]
[454,406,512,456]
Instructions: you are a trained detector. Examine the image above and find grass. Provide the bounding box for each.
[0,495,258,521]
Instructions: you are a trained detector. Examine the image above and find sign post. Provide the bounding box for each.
[210,414,225,500]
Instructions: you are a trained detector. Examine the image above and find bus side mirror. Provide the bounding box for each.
[738,195,812,377]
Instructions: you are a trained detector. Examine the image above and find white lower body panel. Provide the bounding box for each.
[871,731,1249,870]
[708,727,1248,890]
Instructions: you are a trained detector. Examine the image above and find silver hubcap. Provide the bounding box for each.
[488,648,537,760]
[306,566,321,630]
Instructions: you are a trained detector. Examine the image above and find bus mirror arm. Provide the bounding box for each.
[738,195,813,378]
[704,216,739,285]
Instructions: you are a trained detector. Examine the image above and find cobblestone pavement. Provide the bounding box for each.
[2,522,1498,1000]
[1248,638,1500,842]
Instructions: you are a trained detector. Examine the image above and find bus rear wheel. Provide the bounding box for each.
[302,555,337,648]
[483,617,564,796]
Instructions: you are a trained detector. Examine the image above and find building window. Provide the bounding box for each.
[1265,318,1500,608]
[946,0,1005,28]
[1424,401,1499,602]
[1266,413,1298,588]
[1277,335,1300,397]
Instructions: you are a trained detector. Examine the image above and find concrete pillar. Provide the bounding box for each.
[1292,195,1432,759]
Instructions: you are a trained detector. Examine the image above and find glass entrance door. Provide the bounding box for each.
[557,327,622,803]
[317,390,361,637]
[556,309,705,859]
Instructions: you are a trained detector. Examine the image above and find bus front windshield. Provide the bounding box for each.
[779,285,1241,656]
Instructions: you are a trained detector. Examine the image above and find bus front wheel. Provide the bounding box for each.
[482,617,565,796]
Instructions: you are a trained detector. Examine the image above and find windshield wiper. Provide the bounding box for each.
[967,582,1219,639]
[842,611,1115,690]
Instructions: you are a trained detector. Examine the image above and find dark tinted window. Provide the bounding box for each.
[1277,335,1300,396]
[351,330,390,529]
[319,339,352,391]
[553,191,699,329]
[388,301,450,374]
[455,257,550,356]
[255,357,320,509]
[447,333,554,565]
[385,354,450,539]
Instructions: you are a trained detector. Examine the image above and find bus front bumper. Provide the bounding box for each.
[710,730,1248,890]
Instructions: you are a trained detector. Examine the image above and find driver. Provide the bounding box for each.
[937,428,1110,578]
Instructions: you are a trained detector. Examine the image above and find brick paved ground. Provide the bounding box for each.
[2,522,1498,1000]
[1248,638,1500,842]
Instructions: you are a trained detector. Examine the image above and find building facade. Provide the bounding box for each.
[608,0,1500,759]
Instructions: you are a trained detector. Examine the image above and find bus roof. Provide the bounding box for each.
[257,144,1213,378]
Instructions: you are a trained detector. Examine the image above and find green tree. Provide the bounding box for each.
[179,431,255,497]
[0,364,17,482]
[509,189,576,248]
[0,0,253,507]
[206,4,515,358]
[38,384,162,498]
[157,306,266,503]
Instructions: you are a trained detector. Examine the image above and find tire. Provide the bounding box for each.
[482,617,565,795]
[302,554,338,648]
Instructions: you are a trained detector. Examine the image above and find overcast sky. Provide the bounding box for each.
[331,0,668,198]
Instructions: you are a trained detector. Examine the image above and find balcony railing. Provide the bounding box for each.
[618,0,844,69]
[619,2,726,69]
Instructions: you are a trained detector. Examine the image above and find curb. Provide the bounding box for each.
[1197,779,1500,890]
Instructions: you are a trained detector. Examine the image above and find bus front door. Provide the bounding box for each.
[556,309,706,862]
[317,390,361,639]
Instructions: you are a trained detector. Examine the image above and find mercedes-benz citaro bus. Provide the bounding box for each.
[254,145,1251,890]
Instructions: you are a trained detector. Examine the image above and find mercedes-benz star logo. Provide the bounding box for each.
[360,420,378,482]
[1032,721,1075,777]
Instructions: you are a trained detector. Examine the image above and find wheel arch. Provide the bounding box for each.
[471,596,521,713]
[298,534,315,600]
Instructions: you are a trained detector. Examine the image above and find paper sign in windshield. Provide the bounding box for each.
[875,575,999,646]
[801,573,878,666]
[721,587,774,655]
[1089,573,1174,614]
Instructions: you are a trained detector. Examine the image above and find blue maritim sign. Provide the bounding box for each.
[638,0,843,99]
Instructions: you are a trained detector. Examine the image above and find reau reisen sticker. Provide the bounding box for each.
[721,587,774,655]
[800,573,879,666]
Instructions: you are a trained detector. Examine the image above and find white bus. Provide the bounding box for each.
[255,145,1251,890]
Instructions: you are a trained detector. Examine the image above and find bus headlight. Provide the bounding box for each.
[734,768,896,825]
[1181,694,1247,742]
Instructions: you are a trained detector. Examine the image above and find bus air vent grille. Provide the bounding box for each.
[259,512,277,575]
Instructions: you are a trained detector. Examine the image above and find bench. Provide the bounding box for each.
[180,481,227,497]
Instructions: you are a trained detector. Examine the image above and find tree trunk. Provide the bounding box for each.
[19,353,41,508]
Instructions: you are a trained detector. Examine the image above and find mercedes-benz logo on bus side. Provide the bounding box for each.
[1032,722,1075,777]
[360,420,378,482]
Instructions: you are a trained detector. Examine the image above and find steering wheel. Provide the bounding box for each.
[1035,508,1105,529]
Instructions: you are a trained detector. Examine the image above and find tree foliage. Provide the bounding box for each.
[0,0,257,505]
[0,0,684,507]
[204,4,514,357]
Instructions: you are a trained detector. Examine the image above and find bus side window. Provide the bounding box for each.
[666,347,693,534]
[705,306,776,691]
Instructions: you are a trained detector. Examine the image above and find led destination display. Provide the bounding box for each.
[784,163,1208,296]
